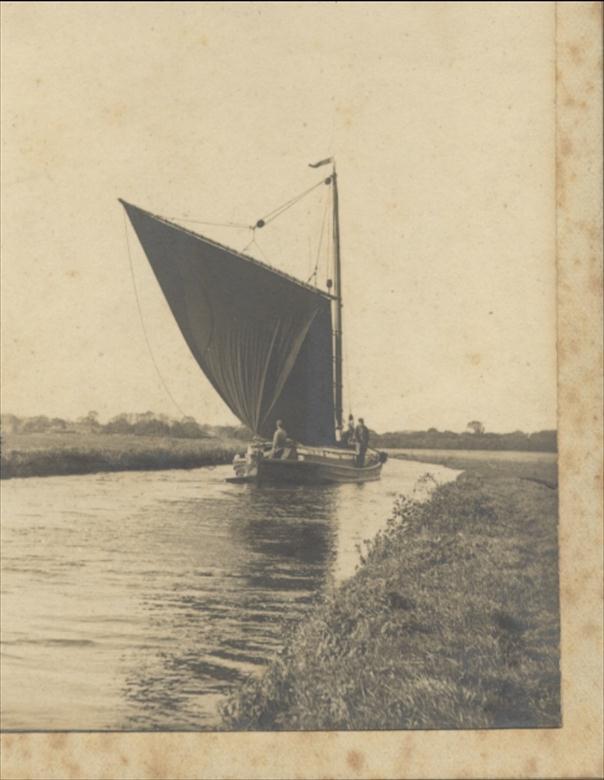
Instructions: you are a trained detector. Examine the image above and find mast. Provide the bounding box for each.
[331,162,344,439]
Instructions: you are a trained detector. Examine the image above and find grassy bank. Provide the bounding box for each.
[221,455,560,730]
[0,432,243,479]
[387,449,558,487]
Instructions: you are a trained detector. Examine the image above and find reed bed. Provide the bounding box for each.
[0,432,242,479]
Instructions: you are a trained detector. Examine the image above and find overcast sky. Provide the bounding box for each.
[1,2,557,433]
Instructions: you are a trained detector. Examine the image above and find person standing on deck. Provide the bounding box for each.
[355,418,369,467]
[271,420,288,459]
[341,414,356,448]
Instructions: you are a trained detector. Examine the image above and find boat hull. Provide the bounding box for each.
[257,447,385,485]
[257,457,382,484]
[231,444,386,485]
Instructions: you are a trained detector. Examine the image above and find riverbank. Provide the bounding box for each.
[387,448,558,487]
[221,453,560,729]
[0,432,242,479]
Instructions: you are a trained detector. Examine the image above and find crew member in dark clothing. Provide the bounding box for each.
[355,418,369,466]
[271,419,287,459]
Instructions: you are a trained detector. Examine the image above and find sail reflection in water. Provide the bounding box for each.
[0,459,458,730]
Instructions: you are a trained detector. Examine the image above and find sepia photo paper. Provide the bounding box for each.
[0,2,602,778]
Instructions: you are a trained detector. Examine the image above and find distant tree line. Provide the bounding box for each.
[0,412,251,441]
[0,413,557,452]
[371,427,557,452]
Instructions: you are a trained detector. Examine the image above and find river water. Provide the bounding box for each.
[1,459,457,731]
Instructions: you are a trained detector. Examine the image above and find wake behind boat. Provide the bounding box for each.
[121,158,386,484]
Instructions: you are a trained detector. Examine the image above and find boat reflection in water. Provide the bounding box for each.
[120,479,340,730]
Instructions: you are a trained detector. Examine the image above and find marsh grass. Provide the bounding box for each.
[0,432,242,479]
[221,466,560,730]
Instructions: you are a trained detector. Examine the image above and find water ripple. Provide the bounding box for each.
[1,460,458,730]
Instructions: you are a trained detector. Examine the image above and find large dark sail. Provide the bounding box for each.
[121,201,335,445]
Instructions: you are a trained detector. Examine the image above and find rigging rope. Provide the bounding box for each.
[307,188,330,284]
[240,229,256,254]
[307,236,313,279]
[123,213,190,420]
[168,178,328,234]
[254,176,330,229]
[169,175,332,272]
[171,218,250,229]
[325,194,333,287]
[249,235,270,264]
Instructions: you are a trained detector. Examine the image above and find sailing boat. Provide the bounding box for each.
[120,159,386,484]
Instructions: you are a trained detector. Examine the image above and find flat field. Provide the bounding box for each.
[386,448,557,486]
[0,432,243,479]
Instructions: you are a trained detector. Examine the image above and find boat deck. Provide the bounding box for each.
[256,445,384,484]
